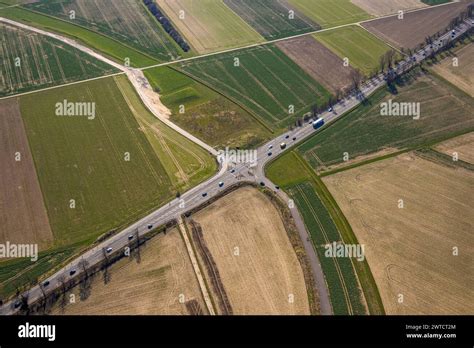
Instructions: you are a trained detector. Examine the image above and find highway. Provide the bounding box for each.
[0,15,471,315]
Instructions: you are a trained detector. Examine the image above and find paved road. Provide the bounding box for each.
[0,16,471,315]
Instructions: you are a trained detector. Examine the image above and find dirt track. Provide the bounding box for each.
[0,98,52,248]
[192,186,310,315]
[324,153,474,314]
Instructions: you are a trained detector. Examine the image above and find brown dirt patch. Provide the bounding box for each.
[323,152,474,314]
[0,98,52,248]
[362,1,472,49]
[54,228,206,315]
[434,132,474,164]
[276,35,356,94]
[191,186,310,315]
[351,0,426,16]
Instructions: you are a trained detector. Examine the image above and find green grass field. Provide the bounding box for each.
[298,70,474,172]
[19,77,177,247]
[267,152,371,314]
[144,66,271,149]
[0,6,158,67]
[287,0,371,28]
[179,45,332,131]
[24,0,186,62]
[0,23,117,97]
[157,0,264,54]
[223,0,320,40]
[314,25,393,75]
[113,74,217,190]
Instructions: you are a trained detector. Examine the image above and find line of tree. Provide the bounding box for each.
[143,0,190,52]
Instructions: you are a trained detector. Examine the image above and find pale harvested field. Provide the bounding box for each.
[434,132,474,164]
[276,35,356,94]
[324,153,474,314]
[351,0,426,16]
[55,229,206,315]
[362,1,471,49]
[0,98,52,248]
[156,0,263,54]
[192,187,310,315]
[432,43,474,97]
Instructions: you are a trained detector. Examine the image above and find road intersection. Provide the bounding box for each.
[0,13,471,315]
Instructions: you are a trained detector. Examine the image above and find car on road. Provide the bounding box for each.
[128,234,134,241]
[260,182,265,187]
[218,181,224,187]
[230,169,235,174]
[268,145,273,149]
[280,142,287,149]
[275,186,280,190]
[69,270,76,276]
[106,247,113,253]
[202,192,208,197]
[328,107,333,112]
[43,281,50,287]
[292,137,296,141]
[147,224,153,230]
[14,301,21,309]
[285,135,289,139]
[268,152,272,156]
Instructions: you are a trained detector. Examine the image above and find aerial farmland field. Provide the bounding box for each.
[144,66,271,148]
[267,152,375,315]
[324,152,474,314]
[298,70,474,172]
[54,228,207,315]
[156,0,264,54]
[179,45,332,130]
[223,0,320,40]
[432,42,474,97]
[276,35,356,94]
[0,23,116,97]
[24,0,185,62]
[0,6,157,67]
[0,98,52,248]
[351,0,427,16]
[314,25,393,76]
[189,186,311,315]
[434,132,474,164]
[113,75,217,191]
[362,1,471,49]
[287,0,371,28]
[19,77,175,246]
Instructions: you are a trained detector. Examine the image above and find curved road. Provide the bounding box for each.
[0,15,471,315]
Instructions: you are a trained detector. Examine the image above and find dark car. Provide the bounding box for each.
[69,270,76,276]
[260,182,265,187]
[43,281,50,287]
[292,137,296,141]
[285,135,290,139]
[268,152,272,156]
[147,224,153,230]
[275,186,280,190]
[202,192,208,197]
[128,234,134,241]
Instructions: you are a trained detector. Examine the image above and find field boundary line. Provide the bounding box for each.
[177,217,216,315]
